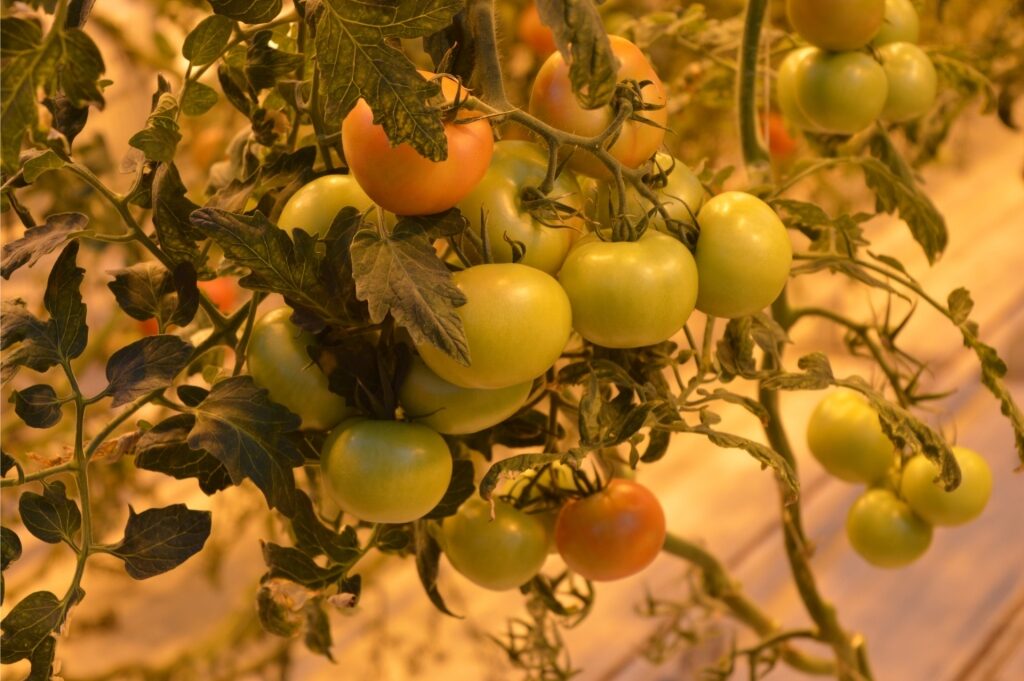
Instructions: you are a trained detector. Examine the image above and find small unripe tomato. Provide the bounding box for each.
[786,0,886,52]
[776,47,822,132]
[806,389,896,484]
[846,488,932,568]
[877,42,937,123]
[872,0,920,46]
[795,50,888,135]
[277,175,375,237]
[900,446,992,526]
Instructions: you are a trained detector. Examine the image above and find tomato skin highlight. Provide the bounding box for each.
[694,192,792,319]
[558,230,698,349]
[342,73,494,216]
[277,175,375,237]
[786,0,886,51]
[795,50,888,135]
[247,307,352,431]
[846,488,932,568]
[872,0,920,46]
[398,357,532,435]
[900,446,992,526]
[457,141,583,275]
[442,497,550,590]
[807,389,896,484]
[878,42,937,123]
[416,263,572,390]
[555,479,666,582]
[321,419,453,524]
[529,36,667,179]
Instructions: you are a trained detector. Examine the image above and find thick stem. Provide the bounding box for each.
[737,0,771,176]
[469,0,509,109]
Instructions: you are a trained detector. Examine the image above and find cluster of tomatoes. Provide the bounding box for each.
[807,390,992,568]
[239,34,802,589]
[778,0,937,135]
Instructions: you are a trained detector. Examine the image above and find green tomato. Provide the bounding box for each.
[878,42,937,122]
[584,153,707,235]
[872,0,920,46]
[416,263,572,390]
[457,141,583,275]
[786,0,886,51]
[502,463,579,552]
[795,50,888,135]
[277,175,376,237]
[846,488,932,568]
[900,446,992,526]
[694,192,792,319]
[247,307,351,431]
[321,419,452,524]
[399,357,532,435]
[442,497,550,590]
[806,389,896,484]
[776,47,821,132]
[558,230,698,348]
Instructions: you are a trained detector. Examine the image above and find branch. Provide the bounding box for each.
[737,0,770,176]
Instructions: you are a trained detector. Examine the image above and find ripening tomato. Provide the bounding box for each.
[321,419,453,524]
[416,263,572,390]
[766,111,798,160]
[900,446,992,526]
[198,277,237,313]
[878,42,937,122]
[806,389,896,484]
[277,175,375,237]
[795,50,888,135]
[872,0,920,46]
[776,47,822,132]
[555,479,666,581]
[399,356,532,435]
[457,141,583,274]
[786,0,886,51]
[846,488,932,568]
[342,72,494,216]
[442,497,550,590]
[529,36,667,179]
[517,3,557,59]
[247,307,351,431]
[694,192,792,319]
[558,230,698,349]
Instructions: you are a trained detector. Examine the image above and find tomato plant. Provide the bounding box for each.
[557,230,699,349]
[794,49,889,135]
[321,419,453,524]
[846,488,933,568]
[878,42,938,122]
[806,389,896,484]
[554,479,666,582]
[786,0,886,51]
[277,174,375,236]
[900,446,993,526]
[442,497,550,591]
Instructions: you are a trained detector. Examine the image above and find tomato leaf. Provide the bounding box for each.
[288,491,361,565]
[422,459,475,519]
[153,163,205,267]
[107,261,200,328]
[207,0,281,24]
[20,148,68,184]
[303,598,334,660]
[536,0,620,109]
[109,504,212,579]
[9,384,64,429]
[413,521,460,618]
[18,481,81,546]
[135,414,233,495]
[0,591,63,664]
[181,80,219,116]
[760,352,834,391]
[350,218,470,365]
[261,542,346,590]
[309,0,462,160]
[26,634,57,681]
[129,91,182,163]
[0,526,22,605]
[246,30,304,90]
[104,335,194,407]
[478,452,566,502]
[187,376,304,515]
[716,317,759,381]
[182,15,235,66]
[1,212,89,280]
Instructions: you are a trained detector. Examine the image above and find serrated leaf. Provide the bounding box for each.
[109,504,212,579]
[0,18,49,172]
[187,376,304,515]
[422,459,474,519]
[640,428,671,464]
[0,591,62,664]
[183,15,235,66]
[43,94,90,146]
[208,0,282,24]
[311,0,462,160]
[26,634,56,681]
[60,28,107,107]
[289,491,361,565]
[181,80,219,116]
[135,414,233,494]
[129,92,181,162]
[18,481,81,545]
[176,385,209,407]
[10,384,64,428]
[716,317,758,381]
[692,425,799,502]
[21,148,67,183]
[761,352,834,391]
[1,212,88,280]
[350,223,468,364]
[303,598,334,660]
[247,30,304,90]
[107,261,200,328]
[152,163,204,266]
[414,521,459,617]
[104,335,194,407]
[262,542,346,589]
[478,452,565,501]
[536,0,619,109]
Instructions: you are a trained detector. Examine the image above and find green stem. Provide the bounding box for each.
[59,361,92,620]
[737,0,770,176]
[0,461,77,489]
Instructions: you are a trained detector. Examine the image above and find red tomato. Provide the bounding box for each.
[517,3,557,59]
[766,111,798,160]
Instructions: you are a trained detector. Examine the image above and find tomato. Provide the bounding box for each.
[795,49,888,135]
[846,488,932,568]
[878,42,937,122]
[442,497,550,590]
[693,192,792,319]
[342,72,494,216]
[806,389,896,484]
[585,153,706,235]
[517,3,557,59]
[766,111,798,160]
[555,479,665,581]
[786,0,885,51]
[558,230,698,348]
[398,356,532,435]
[457,141,583,274]
[872,0,920,46]
[900,446,992,526]
[529,36,667,179]
[416,263,572,389]
[776,47,822,132]
[502,462,579,552]
[247,307,351,431]
[198,277,237,313]
[277,174,375,237]
[321,419,453,524]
